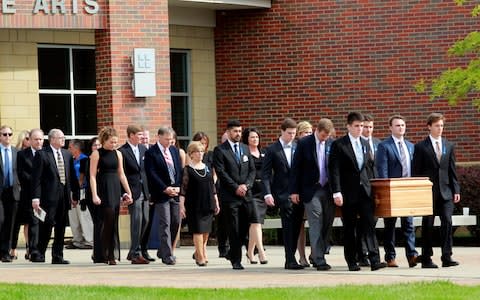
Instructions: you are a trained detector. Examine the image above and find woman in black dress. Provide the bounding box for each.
[89,127,132,265]
[179,141,219,266]
[242,128,268,264]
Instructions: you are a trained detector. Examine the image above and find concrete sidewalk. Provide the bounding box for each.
[0,246,478,288]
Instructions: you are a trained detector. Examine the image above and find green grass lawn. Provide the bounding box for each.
[0,281,479,300]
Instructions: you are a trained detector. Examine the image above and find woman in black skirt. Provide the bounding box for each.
[179,141,219,266]
[242,128,268,264]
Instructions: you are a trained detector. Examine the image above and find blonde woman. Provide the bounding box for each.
[179,141,219,266]
[296,121,313,267]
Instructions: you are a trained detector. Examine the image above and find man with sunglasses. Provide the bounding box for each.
[0,125,20,262]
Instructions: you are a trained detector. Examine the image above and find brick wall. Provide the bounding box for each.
[215,0,480,162]
[95,0,171,139]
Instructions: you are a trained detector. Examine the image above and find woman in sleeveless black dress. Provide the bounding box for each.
[180,141,219,266]
[89,127,132,265]
[242,128,268,264]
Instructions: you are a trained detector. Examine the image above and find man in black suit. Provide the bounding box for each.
[290,118,335,271]
[262,118,303,270]
[119,125,151,264]
[329,112,386,271]
[213,120,256,270]
[412,112,460,268]
[17,128,44,262]
[0,125,20,262]
[356,114,382,266]
[144,126,182,265]
[31,129,79,264]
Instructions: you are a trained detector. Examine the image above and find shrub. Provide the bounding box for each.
[456,165,480,237]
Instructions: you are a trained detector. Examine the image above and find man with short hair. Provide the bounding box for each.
[119,125,151,264]
[412,113,460,268]
[31,129,79,264]
[290,118,335,271]
[17,129,44,262]
[376,115,419,268]
[0,125,20,262]
[329,112,386,271]
[67,139,94,250]
[145,127,182,265]
[213,120,256,270]
[262,118,303,270]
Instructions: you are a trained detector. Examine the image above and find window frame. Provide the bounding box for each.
[38,44,97,140]
[170,49,192,147]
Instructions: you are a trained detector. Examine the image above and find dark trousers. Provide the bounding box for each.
[383,216,418,261]
[38,188,67,259]
[128,193,149,258]
[140,201,155,252]
[422,199,454,262]
[224,200,249,264]
[215,200,230,254]
[341,190,380,267]
[155,199,180,260]
[0,188,17,258]
[279,199,304,264]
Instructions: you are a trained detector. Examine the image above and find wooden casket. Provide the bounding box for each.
[371,177,433,217]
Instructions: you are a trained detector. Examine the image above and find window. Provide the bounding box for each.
[170,50,191,148]
[38,45,97,139]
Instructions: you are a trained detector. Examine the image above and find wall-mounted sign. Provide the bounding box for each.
[1,0,99,15]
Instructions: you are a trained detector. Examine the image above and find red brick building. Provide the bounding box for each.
[215,1,480,163]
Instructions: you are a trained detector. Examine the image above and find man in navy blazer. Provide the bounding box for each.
[144,127,182,265]
[213,120,256,270]
[375,115,419,268]
[119,125,151,264]
[412,113,460,268]
[262,118,303,270]
[329,112,386,271]
[290,118,335,271]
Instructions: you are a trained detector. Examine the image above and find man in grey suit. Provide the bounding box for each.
[213,120,256,270]
[412,113,460,268]
[0,125,20,262]
[290,118,335,271]
[375,115,419,268]
[119,125,150,264]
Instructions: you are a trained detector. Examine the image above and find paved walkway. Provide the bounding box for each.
[0,246,479,288]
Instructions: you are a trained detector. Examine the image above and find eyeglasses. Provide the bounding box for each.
[1,133,13,137]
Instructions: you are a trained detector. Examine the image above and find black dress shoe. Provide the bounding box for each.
[1,256,12,263]
[142,251,156,262]
[316,263,332,271]
[232,262,244,270]
[162,258,176,265]
[358,258,370,267]
[52,257,70,264]
[442,260,459,267]
[371,262,387,271]
[284,262,304,270]
[421,261,438,269]
[30,252,45,263]
[348,264,361,271]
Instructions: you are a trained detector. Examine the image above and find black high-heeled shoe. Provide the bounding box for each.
[246,253,258,264]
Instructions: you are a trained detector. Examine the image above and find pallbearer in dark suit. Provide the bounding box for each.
[17,129,44,262]
[412,113,460,268]
[145,127,183,265]
[213,120,256,270]
[263,118,303,270]
[375,115,419,268]
[0,125,20,262]
[290,118,335,271]
[31,129,80,264]
[119,125,150,264]
[329,112,386,271]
